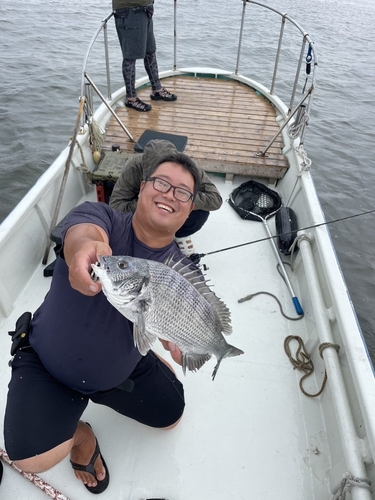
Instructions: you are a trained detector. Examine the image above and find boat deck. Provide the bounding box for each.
[0,175,323,500]
[103,75,289,182]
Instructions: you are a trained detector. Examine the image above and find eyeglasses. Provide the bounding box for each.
[145,176,194,203]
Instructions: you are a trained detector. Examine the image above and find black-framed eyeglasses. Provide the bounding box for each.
[146,177,194,203]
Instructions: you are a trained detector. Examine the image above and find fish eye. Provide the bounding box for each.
[118,261,128,270]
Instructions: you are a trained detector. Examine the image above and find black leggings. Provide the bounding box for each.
[115,6,161,98]
[4,348,185,461]
[123,52,161,98]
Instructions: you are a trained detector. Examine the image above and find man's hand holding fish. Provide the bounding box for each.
[65,228,112,295]
[160,339,183,365]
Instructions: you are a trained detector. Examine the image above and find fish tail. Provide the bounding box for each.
[212,344,244,381]
[225,344,244,359]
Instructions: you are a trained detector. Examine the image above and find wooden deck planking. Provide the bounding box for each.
[103,75,289,180]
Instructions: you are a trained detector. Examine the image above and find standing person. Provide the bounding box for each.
[109,140,223,255]
[113,1,177,112]
[4,153,200,494]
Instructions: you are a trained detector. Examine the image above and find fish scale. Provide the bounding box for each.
[92,255,244,380]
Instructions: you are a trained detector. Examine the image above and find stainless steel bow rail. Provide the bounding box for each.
[79,1,317,150]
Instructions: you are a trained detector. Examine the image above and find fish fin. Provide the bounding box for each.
[182,352,212,375]
[165,254,233,336]
[198,288,232,335]
[212,344,244,381]
[132,299,157,355]
[136,299,147,333]
[133,323,157,356]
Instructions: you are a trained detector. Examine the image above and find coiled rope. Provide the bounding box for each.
[284,335,340,398]
[238,290,339,397]
[238,291,303,321]
[288,108,310,140]
[295,144,312,170]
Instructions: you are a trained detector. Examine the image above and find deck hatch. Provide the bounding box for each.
[134,129,188,153]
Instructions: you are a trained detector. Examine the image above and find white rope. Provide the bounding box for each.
[288,109,310,139]
[333,471,372,500]
[288,107,312,172]
[89,118,105,154]
[296,144,312,172]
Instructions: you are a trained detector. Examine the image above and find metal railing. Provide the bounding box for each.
[237,1,318,148]
[79,1,318,145]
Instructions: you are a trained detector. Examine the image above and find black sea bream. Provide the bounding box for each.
[92,255,244,379]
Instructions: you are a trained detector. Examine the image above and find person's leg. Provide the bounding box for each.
[144,51,161,92]
[145,51,177,101]
[114,8,152,111]
[15,422,107,489]
[90,351,185,429]
[142,6,177,101]
[175,210,210,255]
[123,57,152,111]
[122,58,137,98]
[3,348,106,489]
[69,421,108,490]
[176,210,210,238]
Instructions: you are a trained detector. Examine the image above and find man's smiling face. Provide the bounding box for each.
[136,161,195,235]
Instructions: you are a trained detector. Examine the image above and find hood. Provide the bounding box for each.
[142,139,179,178]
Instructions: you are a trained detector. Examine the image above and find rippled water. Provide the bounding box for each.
[1,0,375,359]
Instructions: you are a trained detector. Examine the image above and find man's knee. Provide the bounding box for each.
[162,413,184,430]
[155,391,185,430]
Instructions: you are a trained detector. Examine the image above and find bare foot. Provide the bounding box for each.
[70,421,106,488]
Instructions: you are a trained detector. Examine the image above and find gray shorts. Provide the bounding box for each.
[114,6,156,60]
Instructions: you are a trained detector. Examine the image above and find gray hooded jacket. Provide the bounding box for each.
[109,140,222,213]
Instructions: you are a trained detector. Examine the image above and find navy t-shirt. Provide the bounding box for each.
[30,202,181,394]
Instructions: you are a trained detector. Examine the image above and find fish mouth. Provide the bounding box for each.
[93,256,132,286]
[156,202,175,213]
[94,255,109,270]
[91,268,100,282]
[91,256,107,281]
[98,255,109,266]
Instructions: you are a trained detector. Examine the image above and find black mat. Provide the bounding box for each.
[134,129,188,153]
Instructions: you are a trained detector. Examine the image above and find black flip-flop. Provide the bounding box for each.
[70,423,110,494]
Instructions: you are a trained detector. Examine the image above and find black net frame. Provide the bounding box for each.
[228,180,282,221]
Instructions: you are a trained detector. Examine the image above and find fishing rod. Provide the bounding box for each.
[190,207,375,264]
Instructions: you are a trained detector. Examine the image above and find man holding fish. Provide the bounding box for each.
[4,152,200,494]
[4,149,242,494]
